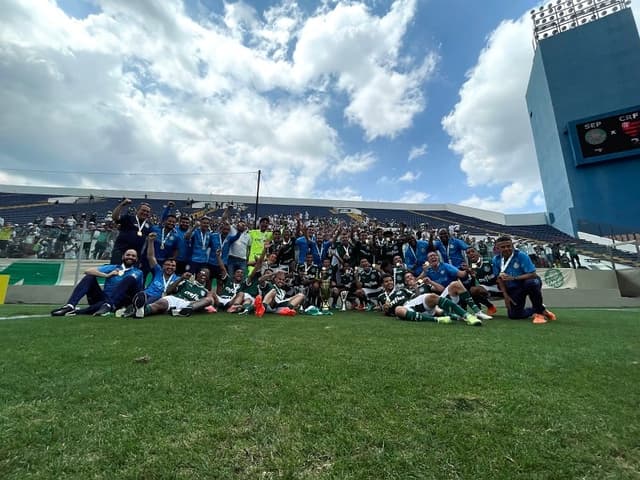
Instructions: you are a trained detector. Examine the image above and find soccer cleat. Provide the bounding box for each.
[487,304,497,316]
[464,313,483,326]
[437,316,453,324]
[254,295,265,318]
[117,305,136,318]
[177,306,193,317]
[93,303,113,317]
[532,313,547,324]
[204,305,217,314]
[476,311,493,321]
[51,304,76,317]
[543,309,557,321]
[278,307,297,316]
[133,292,146,318]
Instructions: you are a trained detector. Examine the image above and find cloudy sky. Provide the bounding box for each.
[1,0,638,212]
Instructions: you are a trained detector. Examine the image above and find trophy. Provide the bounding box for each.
[320,267,331,311]
[339,290,348,311]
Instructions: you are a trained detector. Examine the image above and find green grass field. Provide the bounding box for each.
[0,306,638,479]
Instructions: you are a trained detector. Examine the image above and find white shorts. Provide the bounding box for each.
[165,296,191,311]
[404,293,437,316]
[440,285,459,304]
[217,296,234,307]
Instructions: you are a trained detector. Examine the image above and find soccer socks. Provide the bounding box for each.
[437,297,467,317]
[459,291,481,313]
[404,310,437,323]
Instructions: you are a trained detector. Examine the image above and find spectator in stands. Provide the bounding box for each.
[492,235,556,324]
[566,243,581,269]
[110,199,152,265]
[434,228,469,268]
[51,249,144,317]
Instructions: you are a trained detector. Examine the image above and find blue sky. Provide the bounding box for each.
[1,0,638,212]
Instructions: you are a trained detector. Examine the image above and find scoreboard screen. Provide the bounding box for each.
[569,106,640,166]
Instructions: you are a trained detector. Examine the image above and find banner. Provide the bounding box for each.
[538,268,577,289]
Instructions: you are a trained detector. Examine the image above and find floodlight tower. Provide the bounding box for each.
[526,0,640,236]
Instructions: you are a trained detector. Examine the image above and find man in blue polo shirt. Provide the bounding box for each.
[433,228,469,268]
[51,249,144,316]
[492,235,556,324]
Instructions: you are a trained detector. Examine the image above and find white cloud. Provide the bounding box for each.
[459,182,540,212]
[0,0,434,198]
[292,0,438,140]
[398,171,421,182]
[332,152,376,175]
[394,190,430,204]
[408,143,427,161]
[442,14,542,198]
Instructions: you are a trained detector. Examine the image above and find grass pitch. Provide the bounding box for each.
[0,306,638,479]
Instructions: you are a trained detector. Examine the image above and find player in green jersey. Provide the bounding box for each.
[138,268,214,317]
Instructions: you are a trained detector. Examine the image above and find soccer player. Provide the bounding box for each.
[248,217,272,272]
[492,235,556,324]
[262,270,305,315]
[461,246,498,316]
[422,252,492,321]
[110,199,152,265]
[377,275,478,325]
[138,268,214,317]
[51,249,144,316]
[354,258,383,310]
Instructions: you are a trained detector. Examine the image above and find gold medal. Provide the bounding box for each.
[137,231,143,237]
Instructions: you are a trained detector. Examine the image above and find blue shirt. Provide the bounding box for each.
[403,240,429,274]
[149,225,179,262]
[424,262,461,288]
[99,264,144,298]
[434,238,469,268]
[492,250,536,289]
[145,264,178,299]
[190,229,211,263]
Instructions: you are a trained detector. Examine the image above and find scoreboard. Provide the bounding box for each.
[568,106,640,166]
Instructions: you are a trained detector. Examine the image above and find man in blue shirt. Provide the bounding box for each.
[492,235,556,324]
[422,251,491,323]
[51,249,144,316]
[434,228,469,268]
[117,233,180,318]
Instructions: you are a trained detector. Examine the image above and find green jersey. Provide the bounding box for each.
[219,275,243,299]
[357,268,382,289]
[377,288,412,311]
[175,280,208,302]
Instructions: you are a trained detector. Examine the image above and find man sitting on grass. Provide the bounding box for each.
[137,268,215,317]
[378,274,481,326]
[492,235,556,324]
[51,249,144,317]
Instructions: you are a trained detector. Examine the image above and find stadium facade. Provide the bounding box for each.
[526,1,640,236]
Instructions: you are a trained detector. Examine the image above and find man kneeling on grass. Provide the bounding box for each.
[492,235,556,324]
[138,268,215,318]
[378,274,482,326]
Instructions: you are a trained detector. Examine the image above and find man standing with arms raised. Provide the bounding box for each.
[110,198,152,265]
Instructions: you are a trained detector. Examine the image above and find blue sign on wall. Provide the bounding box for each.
[568,105,640,166]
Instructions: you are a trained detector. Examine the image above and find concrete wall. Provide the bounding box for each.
[526,9,640,235]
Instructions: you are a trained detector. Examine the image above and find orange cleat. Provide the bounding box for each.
[254,295,265,318]
[543,309,557,321]
[487,304,497,316]
[278,307,297,316]
[532,313,547,324]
